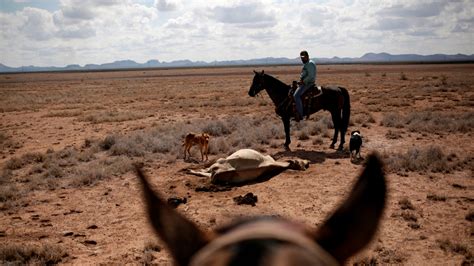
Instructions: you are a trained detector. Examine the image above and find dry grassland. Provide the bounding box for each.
[0,64,473,265]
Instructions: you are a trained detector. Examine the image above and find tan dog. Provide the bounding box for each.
[183,133,210,161]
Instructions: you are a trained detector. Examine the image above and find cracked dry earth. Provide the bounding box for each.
[0,64,473,265]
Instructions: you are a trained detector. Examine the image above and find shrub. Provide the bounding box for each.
[382,110,474,133]
[440,75,448,85]
[4,152,46,170]
[70,156,132,187]
[380,113,405,128]
[297,129,310,140]
[383,146,454,173]
[81,110,148,123]
[202,120,231,136]
[0,184,19,203]
[312,136,324,145]
[437,239,472,262]
[351,111,376,127]
[399,198,415,210]
[0,243,67,264]
[385,130,402,139]
[100,135,116,150]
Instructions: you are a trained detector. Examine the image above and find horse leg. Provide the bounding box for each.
[330,111,341,150]
[282,116,291,149]
[339,118,346,151]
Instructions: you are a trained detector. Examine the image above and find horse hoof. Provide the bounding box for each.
[284,144,291,151]
[329,144,335,149]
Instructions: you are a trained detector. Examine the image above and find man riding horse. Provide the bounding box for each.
[294,50,317,122]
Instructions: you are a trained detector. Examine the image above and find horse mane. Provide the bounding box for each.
[263,73,290,91]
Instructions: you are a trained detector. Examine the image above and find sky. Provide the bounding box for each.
[0,0,473,67]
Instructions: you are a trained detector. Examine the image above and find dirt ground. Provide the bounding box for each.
[0,64,473,265]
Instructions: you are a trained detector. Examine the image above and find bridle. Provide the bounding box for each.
[251,73,265,97]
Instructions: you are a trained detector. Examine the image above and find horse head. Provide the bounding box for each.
[248,70,265,97]
[136,153,387,266]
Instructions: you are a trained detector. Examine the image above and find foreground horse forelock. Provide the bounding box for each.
[249,70,350,150]
[136,153,386,266]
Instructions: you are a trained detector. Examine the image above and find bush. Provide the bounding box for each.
[380,113,405,128]
[202,120,231,136]
[381,110,474,133]
[385,130,402,140]
[100,135,116,150]
[0,243,67,264]
[383,146,455,174]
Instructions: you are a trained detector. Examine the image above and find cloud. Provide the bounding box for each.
[379,2,447,18]
[368,17,410,31]
[20,7,57,41]
[305,6,334,26]
[60,5,96,20]
[57,25,96,39]
[0,0,473,67]
[155,0,178,12]
[209,2,276,28]
[163,11,196,29]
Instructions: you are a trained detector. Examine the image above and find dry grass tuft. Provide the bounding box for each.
[81,110,150,123]
[385,130,403,139]
[4,152,45,170]
[465,211,474,222]
[141,241,162,265]
[400,72,408,80]
[375,246,407,264]
[43,109,83,118]
[437,239,472,264]
[0,132,22,153]
[399,197,415,210]
[0,243,68,265]
[380,112,405,128]
[383,146,458,174]
[351,111,376,128]
[381,110,474,133]
[0,143,134,209]
[427,194,447,202]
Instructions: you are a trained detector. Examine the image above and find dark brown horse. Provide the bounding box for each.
[248,70,351,150]
[137,153,386,265]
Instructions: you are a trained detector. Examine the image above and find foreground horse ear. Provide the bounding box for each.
[314,153,386,264]
[136,166,210,266]
[253,70,257,74]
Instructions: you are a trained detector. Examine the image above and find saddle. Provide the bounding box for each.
[283,83,323,119]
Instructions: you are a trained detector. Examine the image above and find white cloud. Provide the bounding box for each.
[208,2,276,28]
[20,7,57,41]
[378,2,447,18]
[0,0,472,67]
[155,0,179,11]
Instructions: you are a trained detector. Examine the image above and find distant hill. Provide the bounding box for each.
[1,53,473,73]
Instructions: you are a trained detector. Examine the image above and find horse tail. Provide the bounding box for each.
[340,87,351,132]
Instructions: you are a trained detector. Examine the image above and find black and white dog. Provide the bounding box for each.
[350,130,362,160]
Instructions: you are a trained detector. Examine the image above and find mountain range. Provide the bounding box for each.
[1,52,473,73]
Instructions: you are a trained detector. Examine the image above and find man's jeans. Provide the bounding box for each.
[293,83,313,117]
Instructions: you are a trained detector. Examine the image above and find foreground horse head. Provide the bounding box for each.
[136,153,386,265]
